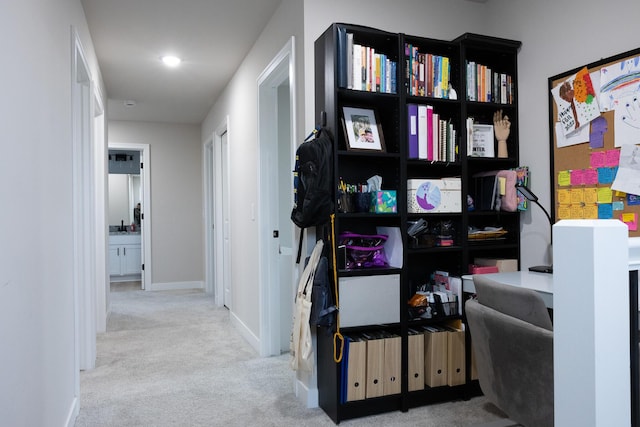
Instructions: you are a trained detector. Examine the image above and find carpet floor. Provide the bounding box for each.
[75,284,511,426]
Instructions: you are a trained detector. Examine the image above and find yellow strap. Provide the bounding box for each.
[331,213,344,363]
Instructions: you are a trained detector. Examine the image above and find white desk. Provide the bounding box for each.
[462,270,554,309]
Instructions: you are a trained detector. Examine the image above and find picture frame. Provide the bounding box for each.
[342,106,385,152]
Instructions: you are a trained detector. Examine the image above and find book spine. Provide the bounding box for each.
[418,105,428,160]
[408,104,419,159]
[346,32,354,90]
[337,27,347,88]
[353,44,362,91]
[427,106,434,161]
[432,112,439,161]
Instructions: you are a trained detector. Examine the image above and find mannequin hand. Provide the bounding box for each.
[493,109,511,142]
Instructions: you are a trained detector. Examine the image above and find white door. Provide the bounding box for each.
[257,37,296,356]
[221,130,231,308]
[276,82,294,352]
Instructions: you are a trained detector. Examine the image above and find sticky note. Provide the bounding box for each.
[557,189,571,205]
[571,169,585,185]
[498,177,506,196]
[558,170,571,186]
[621,213,638,231]
[583,169,599,185]
[584,204,599,219]
[613,201,625,211]
[597,187,613,203]
[570,188,584,204]
[606,149,621,167]
[570,205,584,219]
[558,206,571,219]
[583,188,598,204]
[598,167,614,184]
[590,151,606,168]
[598,203,613,219]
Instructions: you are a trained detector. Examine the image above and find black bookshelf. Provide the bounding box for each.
[315,23,521,423]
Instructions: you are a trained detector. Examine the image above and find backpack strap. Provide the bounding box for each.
[330,213,344,363]
[296,229,304,264]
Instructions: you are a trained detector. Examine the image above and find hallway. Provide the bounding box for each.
[75,285,506,426]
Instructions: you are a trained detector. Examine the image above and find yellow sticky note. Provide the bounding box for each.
[557,189,571,205]
[498,177,506,196]
[570,188,584,204]
[583,188,598,204]
[558,170,571,186]
[597,187,613,203]
[570,205,584,219]
[558,206,571,219]
[584,204,599,219]
[615,190,626,197]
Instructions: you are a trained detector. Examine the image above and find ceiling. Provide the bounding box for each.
[81,0,283,124]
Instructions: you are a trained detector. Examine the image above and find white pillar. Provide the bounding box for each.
[554,219,630,427]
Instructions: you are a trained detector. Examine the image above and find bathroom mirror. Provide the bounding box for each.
[109,173,141,228]
[108,149,142,230]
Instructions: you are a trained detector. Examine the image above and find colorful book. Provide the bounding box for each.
[408,104,419,159]
[418,105,428,160]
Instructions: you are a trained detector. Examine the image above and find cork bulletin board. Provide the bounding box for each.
[548,47,640,237]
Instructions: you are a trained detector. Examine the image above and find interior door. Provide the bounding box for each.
[277,82,293,352]
[221,130,231,308]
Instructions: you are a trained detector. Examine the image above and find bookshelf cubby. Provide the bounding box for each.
[314,23,521,423]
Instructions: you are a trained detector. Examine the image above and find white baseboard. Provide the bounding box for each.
[65,396,79,427]
[149,281,204,291]
[229,310,261,354]
[294,377,318,408]
[109,274,141,283]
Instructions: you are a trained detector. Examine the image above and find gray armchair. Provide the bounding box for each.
[466,274,554,427]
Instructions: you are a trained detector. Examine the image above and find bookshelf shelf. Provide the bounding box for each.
[315,23,521,423]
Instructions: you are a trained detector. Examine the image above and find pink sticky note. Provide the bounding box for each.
[606,149,621,167]
[621,212,638,231]
[590,151,606,168]
[570,169,584,185]
[583,169,599,185]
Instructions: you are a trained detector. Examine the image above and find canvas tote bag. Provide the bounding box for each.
[290,239,324,371]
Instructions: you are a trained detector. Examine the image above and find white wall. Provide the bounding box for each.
[201,0,304,340]
[109,121,204,286]
[485,0,640,268]
[0,0,104,425]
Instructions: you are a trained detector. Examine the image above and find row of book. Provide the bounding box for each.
[338,29,398,94]
[466,60,514,104]
[339,322,469,403]
[407,104,458,162]
[405,44,451,99]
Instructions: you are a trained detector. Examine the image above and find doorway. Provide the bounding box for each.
[72,27,96,373]
[107,143,152,293]
[257,37,296,356]
[208,117,232,309]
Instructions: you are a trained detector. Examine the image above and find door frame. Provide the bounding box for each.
[72,27,96,376]
[108,142,152,292]
[92,84,108,333]
[211,117,231,308]
[257,37,296,356]
[203,137,215,296]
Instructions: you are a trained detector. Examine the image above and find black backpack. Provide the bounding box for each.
[291,127,334,263]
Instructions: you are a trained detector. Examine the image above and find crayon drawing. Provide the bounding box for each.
[599,56,640,147]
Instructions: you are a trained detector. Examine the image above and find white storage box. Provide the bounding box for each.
[339,274,400,327]
[407,178,462,213]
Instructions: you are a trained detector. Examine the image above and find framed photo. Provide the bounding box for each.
[342,106,385,152]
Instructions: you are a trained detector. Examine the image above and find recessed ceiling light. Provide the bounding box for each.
[161,55,181,67]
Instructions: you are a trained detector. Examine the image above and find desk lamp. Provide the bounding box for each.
[516,184,553,274]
